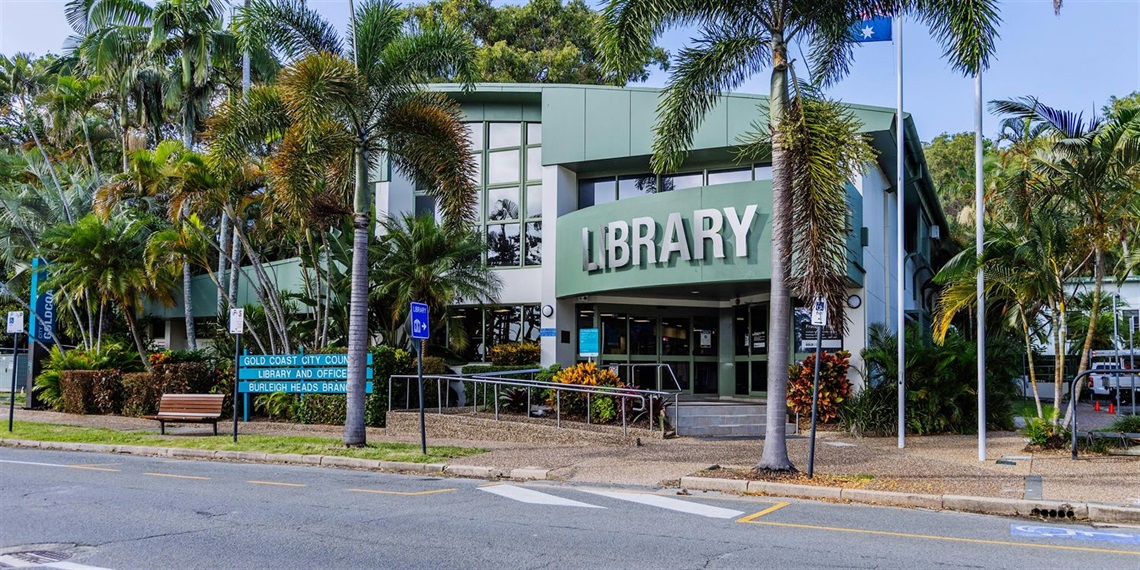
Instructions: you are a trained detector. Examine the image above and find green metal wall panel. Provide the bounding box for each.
[554,181,773,298]
[541,87,586,166]
[583,89,632,160]
[726,96,766,146]
[628,90,660,156]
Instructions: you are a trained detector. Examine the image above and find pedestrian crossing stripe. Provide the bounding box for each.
[479,484,604,508]
[580,489,745,519]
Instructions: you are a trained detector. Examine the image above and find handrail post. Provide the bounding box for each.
[437,378,442,415]
[587,393,591,425]
[387,377,392,413]
[556,390,561,428]
[622,394,627,436]
[526,386,531,418]
[649,397,655,434]
[494,384,499,420]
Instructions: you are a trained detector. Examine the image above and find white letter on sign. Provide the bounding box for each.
[607,220,630,268]
[659,212,691,263]
[692,208,724,260]
[724,205,757,258]
[631,217,656,265]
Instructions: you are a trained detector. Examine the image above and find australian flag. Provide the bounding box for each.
[850,15,892,42]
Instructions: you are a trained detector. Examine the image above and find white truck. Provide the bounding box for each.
[1087,358,1140,399]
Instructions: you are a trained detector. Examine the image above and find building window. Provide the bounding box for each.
[465,121,542,268]
[661,172,703,192]
[707,167,752,186]
[448,304,541,362]
[618,174,656,198]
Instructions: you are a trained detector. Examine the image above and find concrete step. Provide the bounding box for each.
[676,423,799,438]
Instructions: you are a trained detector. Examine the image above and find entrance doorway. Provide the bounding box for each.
[577,305,720,395]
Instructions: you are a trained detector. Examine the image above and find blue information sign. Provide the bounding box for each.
[239,353,372,367]
[411,302,429,340]
[239,381,374,394]
[238,367,373,380]
[578,328,599,358]
[540,327,556,338]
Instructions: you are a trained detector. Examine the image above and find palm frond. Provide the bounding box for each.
[367,21,478,92]
[239,0,343,61]
[379,92,477,228]
[651,22,769,172]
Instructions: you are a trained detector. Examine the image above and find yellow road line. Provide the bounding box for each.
[143,472,209,480]
[66,465,120,472]
[736,502,790,522]
[347,488,456,496]
[741,520,1140,557]
[248,480,306,487]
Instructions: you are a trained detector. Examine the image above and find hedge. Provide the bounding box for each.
[59,371,99,414]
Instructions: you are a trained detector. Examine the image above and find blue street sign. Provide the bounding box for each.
[238,367,374,380]
[411,302,430,340]
[239,353,373,367]
[239,381,374,394]
[578,328,599,358]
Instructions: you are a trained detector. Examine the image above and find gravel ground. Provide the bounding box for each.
[8,402,1138,506]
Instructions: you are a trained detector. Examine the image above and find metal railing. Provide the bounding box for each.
[387,370,678,436]
[602,362,685,393]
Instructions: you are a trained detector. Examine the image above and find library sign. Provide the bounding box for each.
[238,353,375,394]
[555,182,774,298]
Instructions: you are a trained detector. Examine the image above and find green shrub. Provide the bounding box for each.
[489,342,541,366]
[256,391,295,421]
[153,362,216,394]
[292,394,346,425]
[860,325,1019,435]
[421,356,452,375]
[838,383,897,437]
[1022,416,1069,449]
[59,371,99,414]
[121,372,159,417]
[498,386,530,413]
[1108,414,1140,433]
[787,350,852,423]
[545,362,623,424]
[148,349,212,366]
[91,370,123,414]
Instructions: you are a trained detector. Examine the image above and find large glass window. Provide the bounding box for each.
[707,167,752,185]
[450,306,484,362]
[661,172,703,192]
[601,313,628,355]
[527,147,541,181]
[489,122,521,148]
[486,305,522,346]
[754,165,773,180]
[619,174,657,198]
[693,315,718,356]
[488,149,520,185]
[526,184,542,219]
[526,123,541,145]
[486,223,520,266]
[735,306,749,356]
[661,317,690,356]
[522,305,541,342]
[630,317,657,355]
[578,178,616,208]
[524,222,542,266]
[750,303,768,355]
[487,187,519,221]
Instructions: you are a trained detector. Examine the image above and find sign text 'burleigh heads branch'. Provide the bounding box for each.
[581,205,759,272]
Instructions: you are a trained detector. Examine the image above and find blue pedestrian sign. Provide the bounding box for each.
[411,302,430,340]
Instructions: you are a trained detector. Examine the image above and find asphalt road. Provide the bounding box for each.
[1,447,1138,569]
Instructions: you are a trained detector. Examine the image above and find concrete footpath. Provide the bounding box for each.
[5,405,1139,524]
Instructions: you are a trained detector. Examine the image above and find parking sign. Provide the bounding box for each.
[411,302,429,340]
[6,311,23,334]
[229,308,245,334]
[810,297,828,327]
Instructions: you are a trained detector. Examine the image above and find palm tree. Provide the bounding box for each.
[599,0,1001,471]
[372,214,501,344]
[41,214,175,370]
[991,98,1140,428]
[219,0,477,446]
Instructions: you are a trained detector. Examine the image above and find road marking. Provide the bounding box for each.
[0,459,120,472]
[737,502,790,522]
[480,484,604,508]
[580,489,744,519]
[143,472,209,480]
[248,480,306,487]
[740,520,1140,557]
[348,488,456,496]
[40,562,114,570]
[1012,524,1140,545]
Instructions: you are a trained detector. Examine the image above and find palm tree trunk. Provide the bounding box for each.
[1051,300,1065,425]
[1018,304,1042,418]
[344,144,371,447]
[80,118,100,181]
[1063,246,1103,429]
[320,230,332,348]
[217,213,230,315]
[228,212,291,352]
[229,217,242,307]
[181,113,197,351]
[755,35,794,472]
[123,306,151,372]
[96,301,104,353]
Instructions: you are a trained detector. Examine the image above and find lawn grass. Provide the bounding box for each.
[3,421,484,463]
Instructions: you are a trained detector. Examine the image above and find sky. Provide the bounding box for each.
[1,0,1137,142]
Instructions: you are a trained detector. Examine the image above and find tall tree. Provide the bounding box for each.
[600,0,1000,471]
[405,0,668,84]
[232,0,478,446]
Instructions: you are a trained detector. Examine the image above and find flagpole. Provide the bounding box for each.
[975,72,986,462]
[896,15,906,449]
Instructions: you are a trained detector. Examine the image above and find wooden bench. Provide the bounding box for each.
[144,394,225,435]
